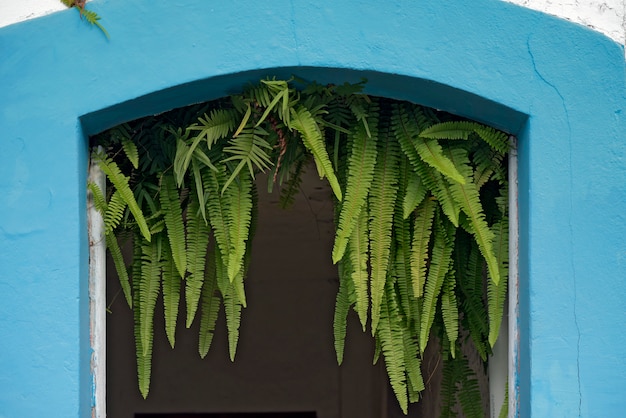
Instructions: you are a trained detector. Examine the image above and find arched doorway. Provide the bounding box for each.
[1,1,625,417]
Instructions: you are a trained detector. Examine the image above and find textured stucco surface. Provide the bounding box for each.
[1,0,625,44]
[1,0,625,417]
[506,0,626,43]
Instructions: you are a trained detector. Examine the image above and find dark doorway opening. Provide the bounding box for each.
[136,413,317,418]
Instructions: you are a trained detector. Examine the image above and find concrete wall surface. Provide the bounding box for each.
[1,0,625,417]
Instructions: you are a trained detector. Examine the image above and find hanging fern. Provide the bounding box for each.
[90,77,510,415]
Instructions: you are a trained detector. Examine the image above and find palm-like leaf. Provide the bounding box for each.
[347,207,370,330]
[199,246,222,358]
[185,192,210,327]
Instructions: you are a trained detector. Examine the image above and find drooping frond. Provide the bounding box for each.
[159,173,186,278]
[441,273,459,357]
[122,138,139,169]
[420,220,455,354]
[410,197,436,298]
[393,202,419,335]
[105,232,132,307]
[224,171,253,283]
[289,105,342,201]
[139,236,162,357]
[333,270,354,365]
[222,279,243,362]
[488,217,509,347]
[413,157,461,227]
[377,282,408,414]
[456,235,490,361]
[346,205,370,330]
[161,240,181,348]
[199,246,222,358]
[185,192,210,327]
[369,125,400,333]
[332,108,378,263]
[446,147,500,285]
[402,169,427,219]
[94,151,151,241]
[203,165,233,277]
[402,329,425,401]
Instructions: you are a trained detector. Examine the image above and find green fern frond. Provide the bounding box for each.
[472,125,510,155]
[410,197,436,298]
[332,112,378,263]
[392,105,462,225]
[94,151,151,241]
[419,120,478,141]
[413,135,465,184]
[289,105,343,201]
[159,173,186,277]
[225,171,253,283]
[199,246,222,358]
[185,192,210,328]
[420,220,455,354]
[456,359,485,418]
[105,232,132,307]
[221,280,243,362]
[203,165,233,278]
[278,158,305,209]
[333,272,354,365]
[402,170,427,219]
[446,148,500,285]
[222,126,273,192]
[488,217,509,347]
[122,138,139,169]
[393,215,419,334]
[161,240,181,348]
[78,7,109,39]
[457,237,490,361]
[347,206,370,330]
[87,181,107,215]
[402,329,425,399]
[369,127,400,333]
[103,190,126,235]
[189,108,239,149]
[441,273,459,357]
[139,236,162,356]
[377,282,408,414]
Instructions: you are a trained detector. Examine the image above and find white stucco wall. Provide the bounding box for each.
[506,0,626,44]
[1,0,625,45]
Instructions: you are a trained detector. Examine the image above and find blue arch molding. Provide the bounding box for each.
[1,0,625,416]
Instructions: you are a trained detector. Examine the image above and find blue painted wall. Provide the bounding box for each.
[1,0,625,416]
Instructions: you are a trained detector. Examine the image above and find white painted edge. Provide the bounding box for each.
[488,137,518,418]
[507,136,520,418]
[88,147,106,418]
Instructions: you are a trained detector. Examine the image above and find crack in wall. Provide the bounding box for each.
[526,35,582,417]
